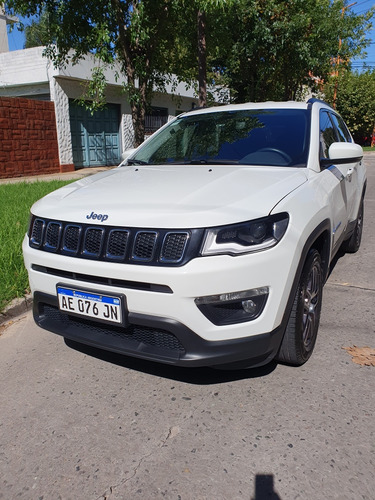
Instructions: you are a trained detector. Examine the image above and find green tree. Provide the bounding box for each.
[324,69,375,145]
[24,9,52,48]
[169,1,233,106]
[195,1,233,106]
[5,0,177,146]
[218,0,374,103]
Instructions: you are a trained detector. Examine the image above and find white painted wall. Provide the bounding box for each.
[0,47,212,166]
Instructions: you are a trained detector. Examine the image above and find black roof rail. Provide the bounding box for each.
[307,98,334,110]
[187,105,209,113]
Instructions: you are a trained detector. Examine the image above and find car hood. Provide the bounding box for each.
[31,165,308,228]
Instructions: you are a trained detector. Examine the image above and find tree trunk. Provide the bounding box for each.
[131,103,146,148]
[131,80,147,147]
[197,10,207,108]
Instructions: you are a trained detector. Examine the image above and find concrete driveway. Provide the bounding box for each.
[0,156,374,500]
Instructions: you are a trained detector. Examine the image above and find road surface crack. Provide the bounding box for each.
[328,282,375,292]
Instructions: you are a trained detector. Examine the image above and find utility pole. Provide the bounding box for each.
[332,2,357,109]
[0,5,18,53]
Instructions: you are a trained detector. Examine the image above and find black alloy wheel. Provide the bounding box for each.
[277,249,323,366]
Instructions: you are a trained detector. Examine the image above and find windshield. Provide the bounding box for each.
[129,108,310,167]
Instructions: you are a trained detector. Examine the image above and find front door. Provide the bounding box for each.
[319,110,358,251]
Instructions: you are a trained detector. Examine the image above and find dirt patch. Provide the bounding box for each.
[342,346,375,367]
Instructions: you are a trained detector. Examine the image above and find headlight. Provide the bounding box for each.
[201,213,289,256]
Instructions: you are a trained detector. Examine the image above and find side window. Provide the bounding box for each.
[330,113,352,142]
[320,111,337,158]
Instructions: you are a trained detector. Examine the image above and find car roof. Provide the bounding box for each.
[183,101,311,117]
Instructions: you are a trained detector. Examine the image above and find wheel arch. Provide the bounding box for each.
[295,218,331,293]
[276,218,331,353]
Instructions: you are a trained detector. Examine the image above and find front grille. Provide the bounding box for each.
[43,304,185,354]
[106,230,129,259]
[83,228,104,257]
[161,233,189,262]
[45,222,62,250]
[30,218,44,246]
[29,216,204,267]
[63,225,81,253]
[133,231,157,261]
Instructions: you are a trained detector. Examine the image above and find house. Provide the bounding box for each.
[0,44,200,175]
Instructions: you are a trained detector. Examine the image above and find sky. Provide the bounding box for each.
[6,1,375,71]
[351,0,375,70]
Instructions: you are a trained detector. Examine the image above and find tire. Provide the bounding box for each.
[276,249,323,366]
[342,200,364,254]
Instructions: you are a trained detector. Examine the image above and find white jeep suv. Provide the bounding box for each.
[23,99,367,368]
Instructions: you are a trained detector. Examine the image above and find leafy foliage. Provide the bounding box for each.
[5,0,375,144]
[324,70,375,145]
[214,0,374,102]
[24,8,52,48]
[6,0,177,146]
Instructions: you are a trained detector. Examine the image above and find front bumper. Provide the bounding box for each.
[24,234,300,367]
[33,291,283,367]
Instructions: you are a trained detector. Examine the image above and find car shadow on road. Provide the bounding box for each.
[64,338,278,384]
[327,247,346,280]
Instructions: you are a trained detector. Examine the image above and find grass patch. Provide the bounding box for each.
[0,180,74,312]
[362,146,375,152]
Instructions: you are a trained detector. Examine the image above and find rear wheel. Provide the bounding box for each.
[343,200,364,254]
[277,249,323,366]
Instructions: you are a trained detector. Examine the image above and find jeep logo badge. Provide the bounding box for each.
[86,211,109,222]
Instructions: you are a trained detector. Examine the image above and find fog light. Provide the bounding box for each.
[195,287,269,326]
[242,299,257,314]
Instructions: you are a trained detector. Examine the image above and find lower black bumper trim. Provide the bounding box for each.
[33,291,284,368]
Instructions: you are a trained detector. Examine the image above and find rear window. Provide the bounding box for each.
[131,109,310,167]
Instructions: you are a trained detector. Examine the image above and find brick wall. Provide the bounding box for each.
[0,97,66,179]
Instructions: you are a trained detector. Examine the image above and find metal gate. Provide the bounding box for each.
[69,102,121,167]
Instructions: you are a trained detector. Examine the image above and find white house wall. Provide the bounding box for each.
[50,78,73,165]
[0,47,204,168]
[0,47,52,85]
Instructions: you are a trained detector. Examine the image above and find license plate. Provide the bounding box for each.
[57,286,123,324]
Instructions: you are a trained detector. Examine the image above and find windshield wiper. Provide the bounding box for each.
[127,159,149,165]
[188,159,238,165]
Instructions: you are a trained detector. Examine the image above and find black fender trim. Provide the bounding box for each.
[273,219,331,353]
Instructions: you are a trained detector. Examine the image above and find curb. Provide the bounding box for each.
[0,294,33,327]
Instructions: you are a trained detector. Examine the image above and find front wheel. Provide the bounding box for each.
[276,249,323,366]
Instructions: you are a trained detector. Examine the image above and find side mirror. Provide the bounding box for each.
[321,142,363,168]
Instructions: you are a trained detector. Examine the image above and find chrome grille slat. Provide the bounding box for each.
[29,217,198,267]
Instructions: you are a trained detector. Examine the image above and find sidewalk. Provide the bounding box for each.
[0,166,116,184]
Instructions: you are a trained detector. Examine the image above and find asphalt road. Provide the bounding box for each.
[1,156,374,500]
